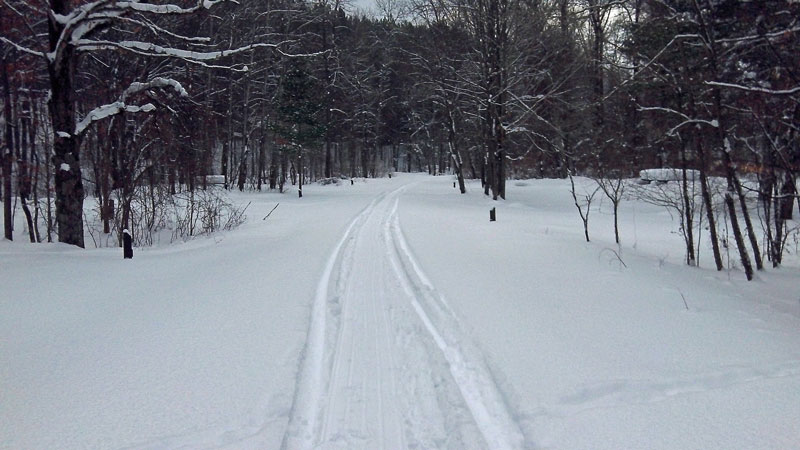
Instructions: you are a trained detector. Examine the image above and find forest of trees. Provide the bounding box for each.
[1,0,798,278]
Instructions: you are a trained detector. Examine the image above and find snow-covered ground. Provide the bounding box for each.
[2,173,800,449]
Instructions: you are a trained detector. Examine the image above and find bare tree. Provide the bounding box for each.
[569,172,600,242]
[595,172,625,244]
[1,0,284,247]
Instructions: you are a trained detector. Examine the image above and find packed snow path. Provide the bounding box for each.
[281,185,525,449]
[4,175,800,449]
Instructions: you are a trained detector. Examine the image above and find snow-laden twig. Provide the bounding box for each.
[122,77,189,100]
[74,39,277,60]
[114,16,211,43]
[638,106,719,135]
[705,81,800,96]
[0,37,45,59]
[49,0,237,67]
[74,77,189,135]
[75,103,155,135]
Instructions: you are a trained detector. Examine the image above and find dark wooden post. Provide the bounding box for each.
[490,207,496,222]
[123,229,133,259]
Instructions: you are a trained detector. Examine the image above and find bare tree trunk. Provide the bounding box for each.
[269,143,278,190]
[779,173,795,221]
[714,96,754,279]
[324,135,332,179]
[279,150,286,193]
[771,175,788,266]
[221,141,230,189]
[587,0,605,164]
[569,173,597,242]
[31,116,42,243]
[48,0,85,247]
[361,134,369,178]
[734,173,762,270]
[484,146,492,196]
[237,159,247,191]
[680,140,696,265]
[2,60,14,241]
[723,190,753,280]
[223,83,235,189]
[258,73,268,191]
[446,107,466,194]
[17,99,35,243]
[239,52,252,192]
[350,142,357,179]
[42,112,53,243]
[612,199,619,244]
[298,149,303,198]
[695,134,723,271]
[487,0,507,200]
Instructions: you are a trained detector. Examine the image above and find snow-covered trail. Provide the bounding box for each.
[4,174,800,450]
[282,185,524,450]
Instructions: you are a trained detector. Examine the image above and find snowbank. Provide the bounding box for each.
[2,174,799,449]
[639,168,700,183]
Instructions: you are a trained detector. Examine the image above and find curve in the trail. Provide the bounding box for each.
[282,183,525,450]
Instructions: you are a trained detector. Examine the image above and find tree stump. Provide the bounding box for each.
[123,229,133,259]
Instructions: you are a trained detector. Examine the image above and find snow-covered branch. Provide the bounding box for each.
[74,102,156,136]
[122,77,189,101]
[74,77,189,135]
[115,16,211,44]
[666,119,718,136]
[74,39,281,61]
[0,36,46,59]
[638,106,719,135]
[705,81,800,96]
[115,0,229,15]
[48,0,237,66]
[716,26,800,45]
[638,106,691,121]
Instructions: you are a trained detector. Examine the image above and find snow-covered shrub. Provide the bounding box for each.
[83,186,248,247]
[638,168,700,183]
[171,188,248,242]
[318,177,341,186]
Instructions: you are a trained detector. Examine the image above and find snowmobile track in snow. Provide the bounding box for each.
[281,185,524,450]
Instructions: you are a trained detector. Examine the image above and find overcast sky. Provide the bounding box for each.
[345,0,380,17]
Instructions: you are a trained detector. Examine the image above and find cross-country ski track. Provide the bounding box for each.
[281,184,525,449]
[6,174,800,450]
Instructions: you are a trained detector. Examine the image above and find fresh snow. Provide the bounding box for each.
[75,102,156,136]
[2,174,800,449]
[639,168,700,182]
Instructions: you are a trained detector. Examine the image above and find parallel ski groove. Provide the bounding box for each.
[281,193,384,450]
[384,197,525,450]
[283,185,524,450]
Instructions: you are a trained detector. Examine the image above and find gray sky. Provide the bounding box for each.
[345,0,381,17]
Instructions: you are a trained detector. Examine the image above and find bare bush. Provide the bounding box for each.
[171,189,249,242]
[83,186,248,247]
